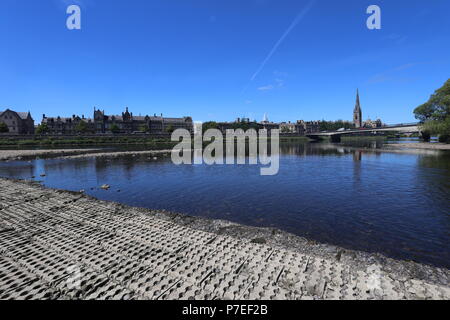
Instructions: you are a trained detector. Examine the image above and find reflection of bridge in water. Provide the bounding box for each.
[306,123,421,143]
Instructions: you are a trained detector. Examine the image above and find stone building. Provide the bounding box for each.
[93,108,193,134]
[260,114,317,135]
[280,121,304,134]
[363,118,383,129]
[298,120,319,134]
[260,114,280,131]
[0,109,35,134]
[41,108,193,135]
[41,115,95,135]
[353,89,363,128]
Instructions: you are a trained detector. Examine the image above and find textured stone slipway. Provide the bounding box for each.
[0,178,448,300]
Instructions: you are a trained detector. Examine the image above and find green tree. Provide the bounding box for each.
[110,124,120,134]
[414,103,436,123]
[319,120,354,131]
[75,120,89,134]
[422,117,450,143]
[414,79,450,143]
[139,124,149,132]
[166,124,175,134]
[36,123,49,135]
[202,121,219,131]
[0,122,9,133]
[414,79,450,122]
[231,121,261,131]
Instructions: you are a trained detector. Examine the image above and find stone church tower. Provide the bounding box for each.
[353,89,362,128]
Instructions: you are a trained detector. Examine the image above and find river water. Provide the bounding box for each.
[1,140,449,268]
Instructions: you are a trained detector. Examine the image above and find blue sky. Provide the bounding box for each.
[1,0,449,124]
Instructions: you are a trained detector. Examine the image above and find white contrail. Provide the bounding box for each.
[250,0,316,82]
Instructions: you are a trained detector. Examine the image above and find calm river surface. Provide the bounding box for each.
[1,140,449,268]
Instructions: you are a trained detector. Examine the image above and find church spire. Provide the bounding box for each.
[353,89,362,128]
[355,89,361,111]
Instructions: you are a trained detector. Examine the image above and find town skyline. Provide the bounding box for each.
[0,89,385,136]
[2,88,382,127]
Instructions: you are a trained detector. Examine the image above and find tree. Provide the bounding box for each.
[36,123,49,135]
[414,79,450,122]
[202,121,219,131]
[166,124,175,134]
[75,120,89,134]
[281,126,291,133]
[0,122,9,133]
[139,124,149,133]
[318,120,354,131]
[422,117,450,143]
[414,103,436,123]
[231,121,261,132]
[414,79,450,143]
[110,124,120,134]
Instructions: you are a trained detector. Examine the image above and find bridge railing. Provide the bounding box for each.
[382,123,420,128]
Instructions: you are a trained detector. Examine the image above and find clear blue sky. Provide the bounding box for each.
[1,0,449,124]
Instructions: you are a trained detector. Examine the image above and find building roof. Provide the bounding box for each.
[43,117,94,123]
[0,109,33,120]
[132,116,148,121]
[163,117,191,123]
[106,115,124,121]
[16,112,31,120]
[103,115,190,122]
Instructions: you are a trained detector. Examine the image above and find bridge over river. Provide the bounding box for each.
[306,123,421,142]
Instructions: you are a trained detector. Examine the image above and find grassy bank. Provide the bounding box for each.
[0,136,179,148]
[0,135,312,147]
